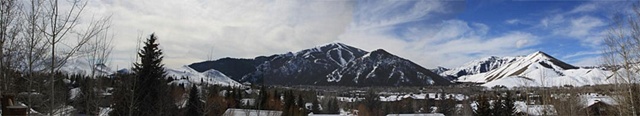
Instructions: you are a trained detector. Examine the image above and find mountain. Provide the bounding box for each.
[439,56,518,79]
[325,49,451,86]
[453,51,613,87]
[188,56,275,81]
[429,67,449,75]
[58,56,241,87]
[59,56,114,76]
[241,43,368,85]
[166,66,242,87]
[483,51,578,82]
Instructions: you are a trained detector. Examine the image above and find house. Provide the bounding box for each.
[222,108,282,116]
[1,94,28,116]
[580,94,618,116]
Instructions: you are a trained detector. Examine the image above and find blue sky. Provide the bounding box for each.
[455,1,623,66]
[78,0,631,68]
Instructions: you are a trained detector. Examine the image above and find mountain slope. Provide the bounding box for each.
[483,51,578,82]
[440,56,517,79]
[449,51,614,87]
[241,43,368,85]
[59,56,114,76]
[166,66,242,86]
[482,68,613,87]
[325,49,451,86]
[188,56,275,81]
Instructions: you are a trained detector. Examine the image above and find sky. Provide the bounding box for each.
[72,0,631,69]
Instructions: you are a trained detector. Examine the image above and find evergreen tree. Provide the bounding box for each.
[493,94,507,116]
[326,97,340,114]
[110,73,136,116]
[258,86,268,110]
[503,91,516,116]
[297,95,308,114]
[438,94,457,115]
[312,98,321,113]
[283,90,301,116]
[75,77,99,115]
[474,94,492,116]
[131,34,175,115]
[186,84,202,116]
[362,91,382,115]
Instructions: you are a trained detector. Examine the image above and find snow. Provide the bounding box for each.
[441,56,517,78]
[223,108,282,116]
[99,107,112,116]
[456,72,488,83]
[482,68,615,88]
[59,56,114,76]
[59,56,242,87]
[471,101,556,116]
[451,51,617,88]
[69,88,80,100]
[514,102,557,116]
[166,65,241,87]
[579,93,618,108]
[379,93,467,102]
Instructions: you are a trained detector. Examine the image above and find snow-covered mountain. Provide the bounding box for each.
[324,49,451,86]
[59,57,241,87]
[59,56,114,76]
[483,51,578,82]
[241,42,369,85]
[429,67,449,76]
[166,66,241,87]
[439,56,517,80]
[453,51,614,88]
[188,56,275,82]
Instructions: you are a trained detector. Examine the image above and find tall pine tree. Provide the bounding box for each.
[502,91,516,116]
[186,84,202,116]
[132,34,176,115]
[474,94,492,116]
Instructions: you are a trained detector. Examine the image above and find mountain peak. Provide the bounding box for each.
[318,42,350,49]
[325,49,451,86]
[483,51,578,82]
[371,49,390,54]
[529,51,550,57]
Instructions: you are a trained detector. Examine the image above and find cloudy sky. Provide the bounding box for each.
[75,0,629,69]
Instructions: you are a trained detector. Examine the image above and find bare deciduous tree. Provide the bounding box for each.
[1,0,23,95]
[603,3,640,116]
[37,0,110,114]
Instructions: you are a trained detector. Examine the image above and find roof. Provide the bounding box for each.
[580,93,618,108]
[222,108,282,116]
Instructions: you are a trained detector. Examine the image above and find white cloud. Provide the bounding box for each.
[340,19,539,68]
[505,19,520,25]
[80,0,355,68]
[563,51,603,59]
[73,0,537,69]
[566,16,606,38]
[569,3,597,14]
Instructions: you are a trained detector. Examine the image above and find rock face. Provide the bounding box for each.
[324,49,451,86]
